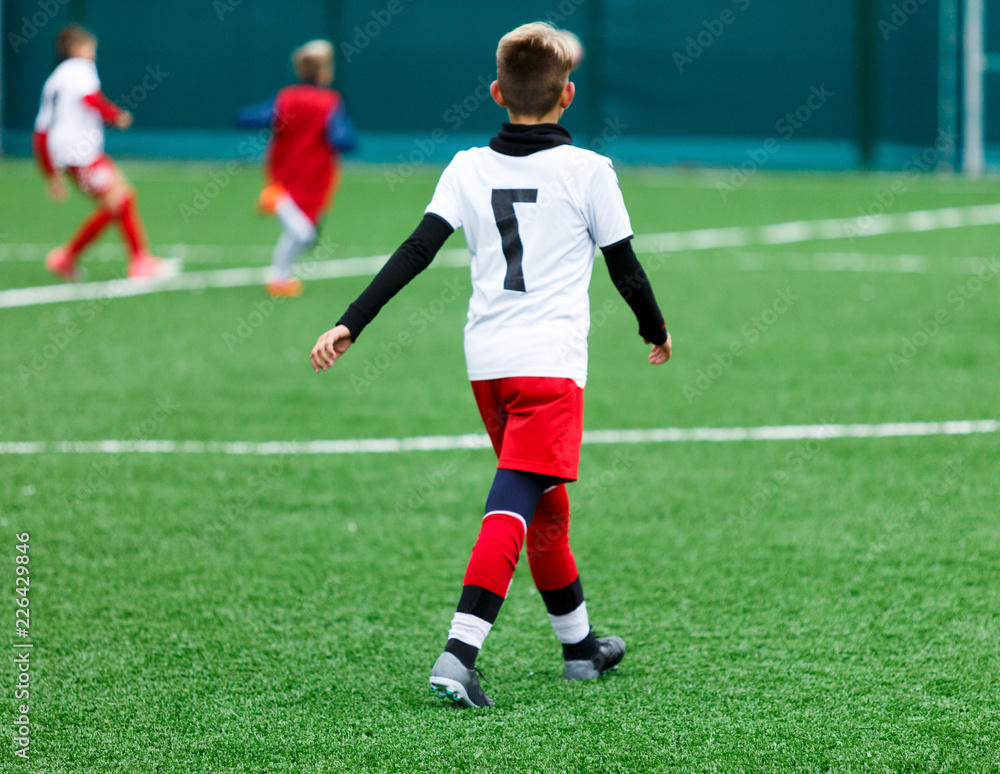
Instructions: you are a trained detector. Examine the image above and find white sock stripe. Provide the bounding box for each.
[483,510,528,534]
[447,612,493,650]
[548,601,591,645]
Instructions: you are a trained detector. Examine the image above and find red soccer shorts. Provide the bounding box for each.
[68,155,117,198]
[471,377,584,482]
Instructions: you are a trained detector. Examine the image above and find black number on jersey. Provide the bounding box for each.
[491,188,538,292]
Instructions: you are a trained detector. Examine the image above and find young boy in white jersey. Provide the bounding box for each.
[310,22,671,708]
[33,24,173,281]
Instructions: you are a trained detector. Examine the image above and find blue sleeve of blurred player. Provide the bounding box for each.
[236,99,275,128]
[326,102,357,153]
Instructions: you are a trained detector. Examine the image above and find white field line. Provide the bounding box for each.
[0,244,276,263]
[0,249,470,309]
[3,203,1000,310]
[733,252,997,274]
[629,202,1000,254]
[1,420,996,456]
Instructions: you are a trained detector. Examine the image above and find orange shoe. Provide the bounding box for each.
[257,184,287,215]
[46,248,79,281]
[128,254,182,280]
[265,278,303,298]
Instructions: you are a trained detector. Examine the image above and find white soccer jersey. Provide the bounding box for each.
[34,58,105,169]
[426,144,632,385]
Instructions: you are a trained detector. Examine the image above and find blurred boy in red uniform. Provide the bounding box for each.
[34,24,174,281]
[238,39,356,297]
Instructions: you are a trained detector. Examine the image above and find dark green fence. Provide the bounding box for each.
[0,0,988,168]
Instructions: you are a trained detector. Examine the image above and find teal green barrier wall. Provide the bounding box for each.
[0,1,989,167]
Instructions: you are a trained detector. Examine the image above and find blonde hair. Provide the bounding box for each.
[56,24,96,61]
[496,22,573,118]
[293,39,335,84]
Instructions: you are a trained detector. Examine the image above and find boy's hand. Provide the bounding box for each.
[311,324,354,372]
[114,111,133,130]
[47,174,68,202]
[648,332,672,365]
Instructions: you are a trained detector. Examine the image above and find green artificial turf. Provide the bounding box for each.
[0,159,998,773]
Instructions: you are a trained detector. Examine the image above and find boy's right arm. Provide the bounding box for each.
[311,213,454,372]
[236,99,276,129]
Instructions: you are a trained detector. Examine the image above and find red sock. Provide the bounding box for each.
[116,194,149,261]
[463,512,526,598]
[66,207,115,261]
[526,485,579,591]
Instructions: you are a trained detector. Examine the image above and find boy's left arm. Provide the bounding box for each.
[602,238,672,364]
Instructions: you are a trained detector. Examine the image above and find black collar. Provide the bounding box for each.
[489,123,573,156]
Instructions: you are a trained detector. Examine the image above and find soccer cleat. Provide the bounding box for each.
[563,635,626,680]
[257,184,287,215]
[46,248,79,281]
[429,652,495,708]
[265,278,303,298]
[127,254,181,281]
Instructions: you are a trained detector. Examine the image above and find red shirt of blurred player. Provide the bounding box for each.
[268,84,343,224]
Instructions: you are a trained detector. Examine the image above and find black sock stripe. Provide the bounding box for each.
[562,629,598,661]
[456,585,505,624]
[538,576,584,616]
[445,638,480,669]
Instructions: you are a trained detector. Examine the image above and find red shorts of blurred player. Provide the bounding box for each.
[68,155,116,198]
[471,377,584,482]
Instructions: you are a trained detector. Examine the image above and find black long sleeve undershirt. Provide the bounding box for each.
[337,213,454,340]
[602,237,668,346]
[338,216,666,347]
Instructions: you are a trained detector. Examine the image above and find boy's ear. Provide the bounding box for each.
[560,81,575,110]
[490,80,507,108]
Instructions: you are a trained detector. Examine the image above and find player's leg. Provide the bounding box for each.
[430,467,551,708]
[264,190,316,296]
[431,378,589,707]
[527,486,625,679]
[100,165,146,262]
[95,158,174,279]
[46,159,120,280]
[46,205,115,280]
[447,468,551,665]
[430,380,520,707]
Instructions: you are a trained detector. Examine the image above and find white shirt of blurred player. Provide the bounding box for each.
[34,58,105,169]
[427,144,633,386]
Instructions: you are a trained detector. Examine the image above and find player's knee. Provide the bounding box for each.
[104,183,134,214]
[526,519,567,554]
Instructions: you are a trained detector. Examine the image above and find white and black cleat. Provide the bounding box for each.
[564,635,626,680]
[429,652,495,708]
